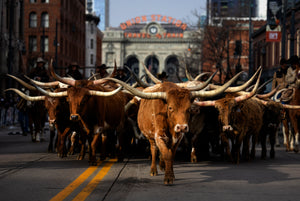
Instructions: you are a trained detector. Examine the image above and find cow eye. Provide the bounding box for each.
[168,106,173,112]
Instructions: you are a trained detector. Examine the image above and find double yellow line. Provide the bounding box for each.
[50,158,117,201]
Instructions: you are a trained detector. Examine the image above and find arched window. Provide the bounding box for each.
[29,12,37,28]
[41,12,49,28]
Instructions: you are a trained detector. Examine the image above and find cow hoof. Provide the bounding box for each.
[164,177,174,185]
[294,147,299,153]
[150,170,157,176]
[89,161,97,166]
[77,155,84,160]
[191,156,197,163]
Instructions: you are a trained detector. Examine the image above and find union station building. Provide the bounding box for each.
[102,15,198,81]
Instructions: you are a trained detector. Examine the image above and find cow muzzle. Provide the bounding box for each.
[70,114,79,121]
[223,125,233,132]
[174,124,189,133]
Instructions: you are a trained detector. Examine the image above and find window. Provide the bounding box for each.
[29,36,37,52]
[41,36,49,52]
[91,24,94,34]
[29,12,37,28]
[90,39,94,49]
[41,0,49,3]
[30,0,37,3]
[90,54,94,65]
[41,12,49,28]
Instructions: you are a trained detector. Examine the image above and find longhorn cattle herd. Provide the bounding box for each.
[5,62,300,185]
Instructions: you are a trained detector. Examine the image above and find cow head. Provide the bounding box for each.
[264,101,283,129]
[67,87,91,121]
[165,88,191,137]
[214,96,240,133]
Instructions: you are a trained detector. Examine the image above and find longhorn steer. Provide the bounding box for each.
[194,69,262,164]
[105,73,241,185]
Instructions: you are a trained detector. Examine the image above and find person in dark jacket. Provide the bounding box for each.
[67,62,83,80]
[28,57,49,82]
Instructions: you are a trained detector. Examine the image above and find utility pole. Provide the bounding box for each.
[248,0,253,77]
[290,0,295,57]
[281,0,287,59]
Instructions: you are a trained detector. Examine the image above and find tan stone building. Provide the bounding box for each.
[102,15,197,81]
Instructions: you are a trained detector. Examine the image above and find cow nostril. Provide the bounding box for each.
[70,115,79,121]
[174,124,189,133]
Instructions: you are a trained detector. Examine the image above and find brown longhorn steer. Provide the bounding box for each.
[105,73,242,185]
[194,69,262,164]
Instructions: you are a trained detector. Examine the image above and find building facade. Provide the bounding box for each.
[206,0,267,26]
[252,1,300,83]
[23,0,86,76]
[0,0,24,95]
[102,15,196,81]
[85,0,100,78]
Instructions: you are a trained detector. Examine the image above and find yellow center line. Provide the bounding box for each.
[49,161,103,201]
[72,158,117,201]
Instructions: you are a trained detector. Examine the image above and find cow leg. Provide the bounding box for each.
[269,129,276,159]
[149,140,158,176]
[77,132,87,160]
[155,136,175,185]
[242,135,250,161]
[220,133,233,162]
[260,132,267,160]
[48,127,56,153]
[293,122,299,153]
[100,133,107,161]
[282,119,291,151]
[68,131,77,155]
[90,133,100,165]
[58,127,70,158]
[250,134,258,160]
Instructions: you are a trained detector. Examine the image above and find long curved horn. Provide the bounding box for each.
[234,67,262,102]
[183,70,218,91]
[282,104,300,109]
[195,72,211,81]
[209,66,262,93]
[185,64,194,81]
[7,74,36,91]
[88,86,122,96]
[5,88,45,101]
[33,84,68,97]
[110,60,118,78]
[49,59,76,86]
[246,77,273,92]
[256,85,279,99]
[273,88,288,102]
[190,71,244,98]
[254,98,300,109]
[104,78,167,100]
[24,75,60,88]
[142,63,161,84]
[123,65,150,88]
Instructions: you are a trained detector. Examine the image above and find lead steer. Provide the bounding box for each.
[106,73,242,185]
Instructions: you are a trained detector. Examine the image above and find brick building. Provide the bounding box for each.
[23,0,86,76]
[252,2,300,82]
[201,18,266,83]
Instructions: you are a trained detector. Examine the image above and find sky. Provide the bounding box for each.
[109,0,207,28]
